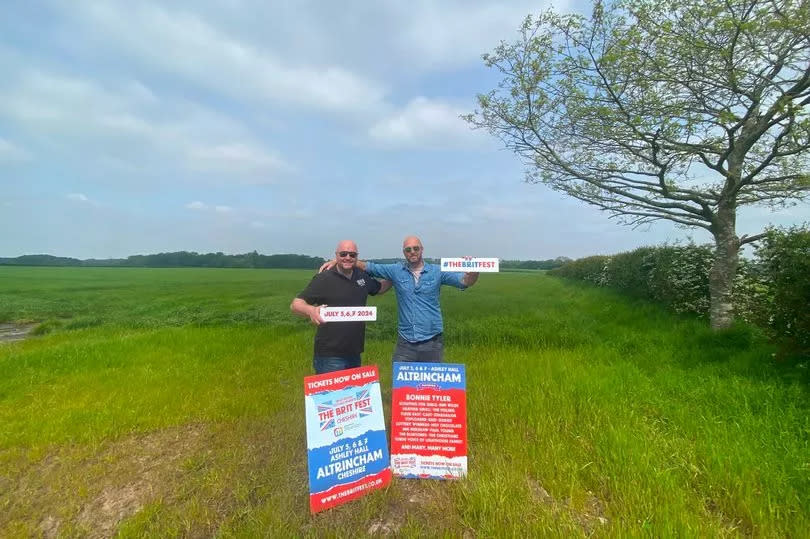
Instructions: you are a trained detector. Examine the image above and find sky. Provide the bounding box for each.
[1,0,808,261]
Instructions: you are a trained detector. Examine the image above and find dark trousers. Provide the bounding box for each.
[313,355,361,374]
[391,334,443,363]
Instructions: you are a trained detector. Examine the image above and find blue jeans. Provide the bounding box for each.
[313,355,361,374]
[391,334,443,363]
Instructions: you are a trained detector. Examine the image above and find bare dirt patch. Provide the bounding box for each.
[365,480,425,536]
[76,477,155,537]
[528,478,609,535]
[705,497,752,536]
[38,515,60,537]
[364,478,469,536]
[0,322,37,343]
[4,423,214,538]
[75,424,213,537]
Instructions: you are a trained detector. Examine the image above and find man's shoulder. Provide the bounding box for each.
[367,260,404,268]
[297,270,330,298]
[308,268,340,285]
[311,269,332,280]
[354,267,377,280]
[366,260,406,274]
[353,270,381,293]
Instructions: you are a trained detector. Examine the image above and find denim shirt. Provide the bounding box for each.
[366,261,466,342]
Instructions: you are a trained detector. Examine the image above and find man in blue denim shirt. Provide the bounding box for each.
[324,236,479,362]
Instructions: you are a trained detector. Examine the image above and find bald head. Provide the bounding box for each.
[334,240,359,275]
[402,235,424,266]
[336,240,358,254]
[402,236,422,250]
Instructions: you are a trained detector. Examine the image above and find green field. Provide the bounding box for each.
[1,267,807,537]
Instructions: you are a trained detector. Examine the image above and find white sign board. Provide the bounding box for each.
[440,258,500,272]
[320,306,377,322]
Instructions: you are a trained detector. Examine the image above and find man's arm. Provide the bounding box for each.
[441,268,478,289]
[290,298,325,325]
[450,257,479,288]
[377,279,392,294]
[365,273,392,297]
[319,259,368,272]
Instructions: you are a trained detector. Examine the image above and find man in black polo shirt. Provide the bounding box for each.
[291,240,391,374]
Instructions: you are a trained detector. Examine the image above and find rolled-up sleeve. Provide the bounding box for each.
[441,270,467,289]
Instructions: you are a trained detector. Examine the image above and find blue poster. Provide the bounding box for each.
[304,365,391,512]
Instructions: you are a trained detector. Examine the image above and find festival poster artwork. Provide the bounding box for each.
[390,362,467,479]
[319,306,377,322]
[440,257,500,272]
[304,365,392,513]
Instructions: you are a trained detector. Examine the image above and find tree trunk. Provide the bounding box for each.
[709,203,740,330]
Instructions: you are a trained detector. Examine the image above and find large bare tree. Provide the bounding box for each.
[465,0,810,329]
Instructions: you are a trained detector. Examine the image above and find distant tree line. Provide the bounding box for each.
[500,257,571,270]
[1,253,572,270]
[0,251,325,269]
[0,255,89,266]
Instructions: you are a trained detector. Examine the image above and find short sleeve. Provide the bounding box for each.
[366,275,382,296]
[296,274,325,304]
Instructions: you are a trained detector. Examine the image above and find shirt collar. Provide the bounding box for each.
[400,261,426,273]
[332,266,356,280]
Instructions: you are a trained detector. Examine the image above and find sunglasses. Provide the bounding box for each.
[403,246,421,253]
[338,251,357,258]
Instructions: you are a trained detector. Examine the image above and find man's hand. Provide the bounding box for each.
[319,259,337,273]
[291,298,326,324]
[308,304,326,325]
[462,256,479,287]
[320,257,367,273]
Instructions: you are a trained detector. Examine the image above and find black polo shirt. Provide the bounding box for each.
[296,267,381,357]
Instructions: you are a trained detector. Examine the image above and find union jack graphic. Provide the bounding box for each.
[318,401,335,430]
[355,389,373,417]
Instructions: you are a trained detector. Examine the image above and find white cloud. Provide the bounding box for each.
[0,137,31,161]
[151,1,556,75]
[368,97,483,148]
[0,69,291,184]
[36,1,556,119]
[185,201,234,214]
[390,0,555,70]
[68,2,387,115]
[187,143,292,180]
[67,193,89,202]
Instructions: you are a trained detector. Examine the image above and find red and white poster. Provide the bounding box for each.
[390,362,467,479]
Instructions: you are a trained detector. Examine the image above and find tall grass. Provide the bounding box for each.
[0,267,806,536]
